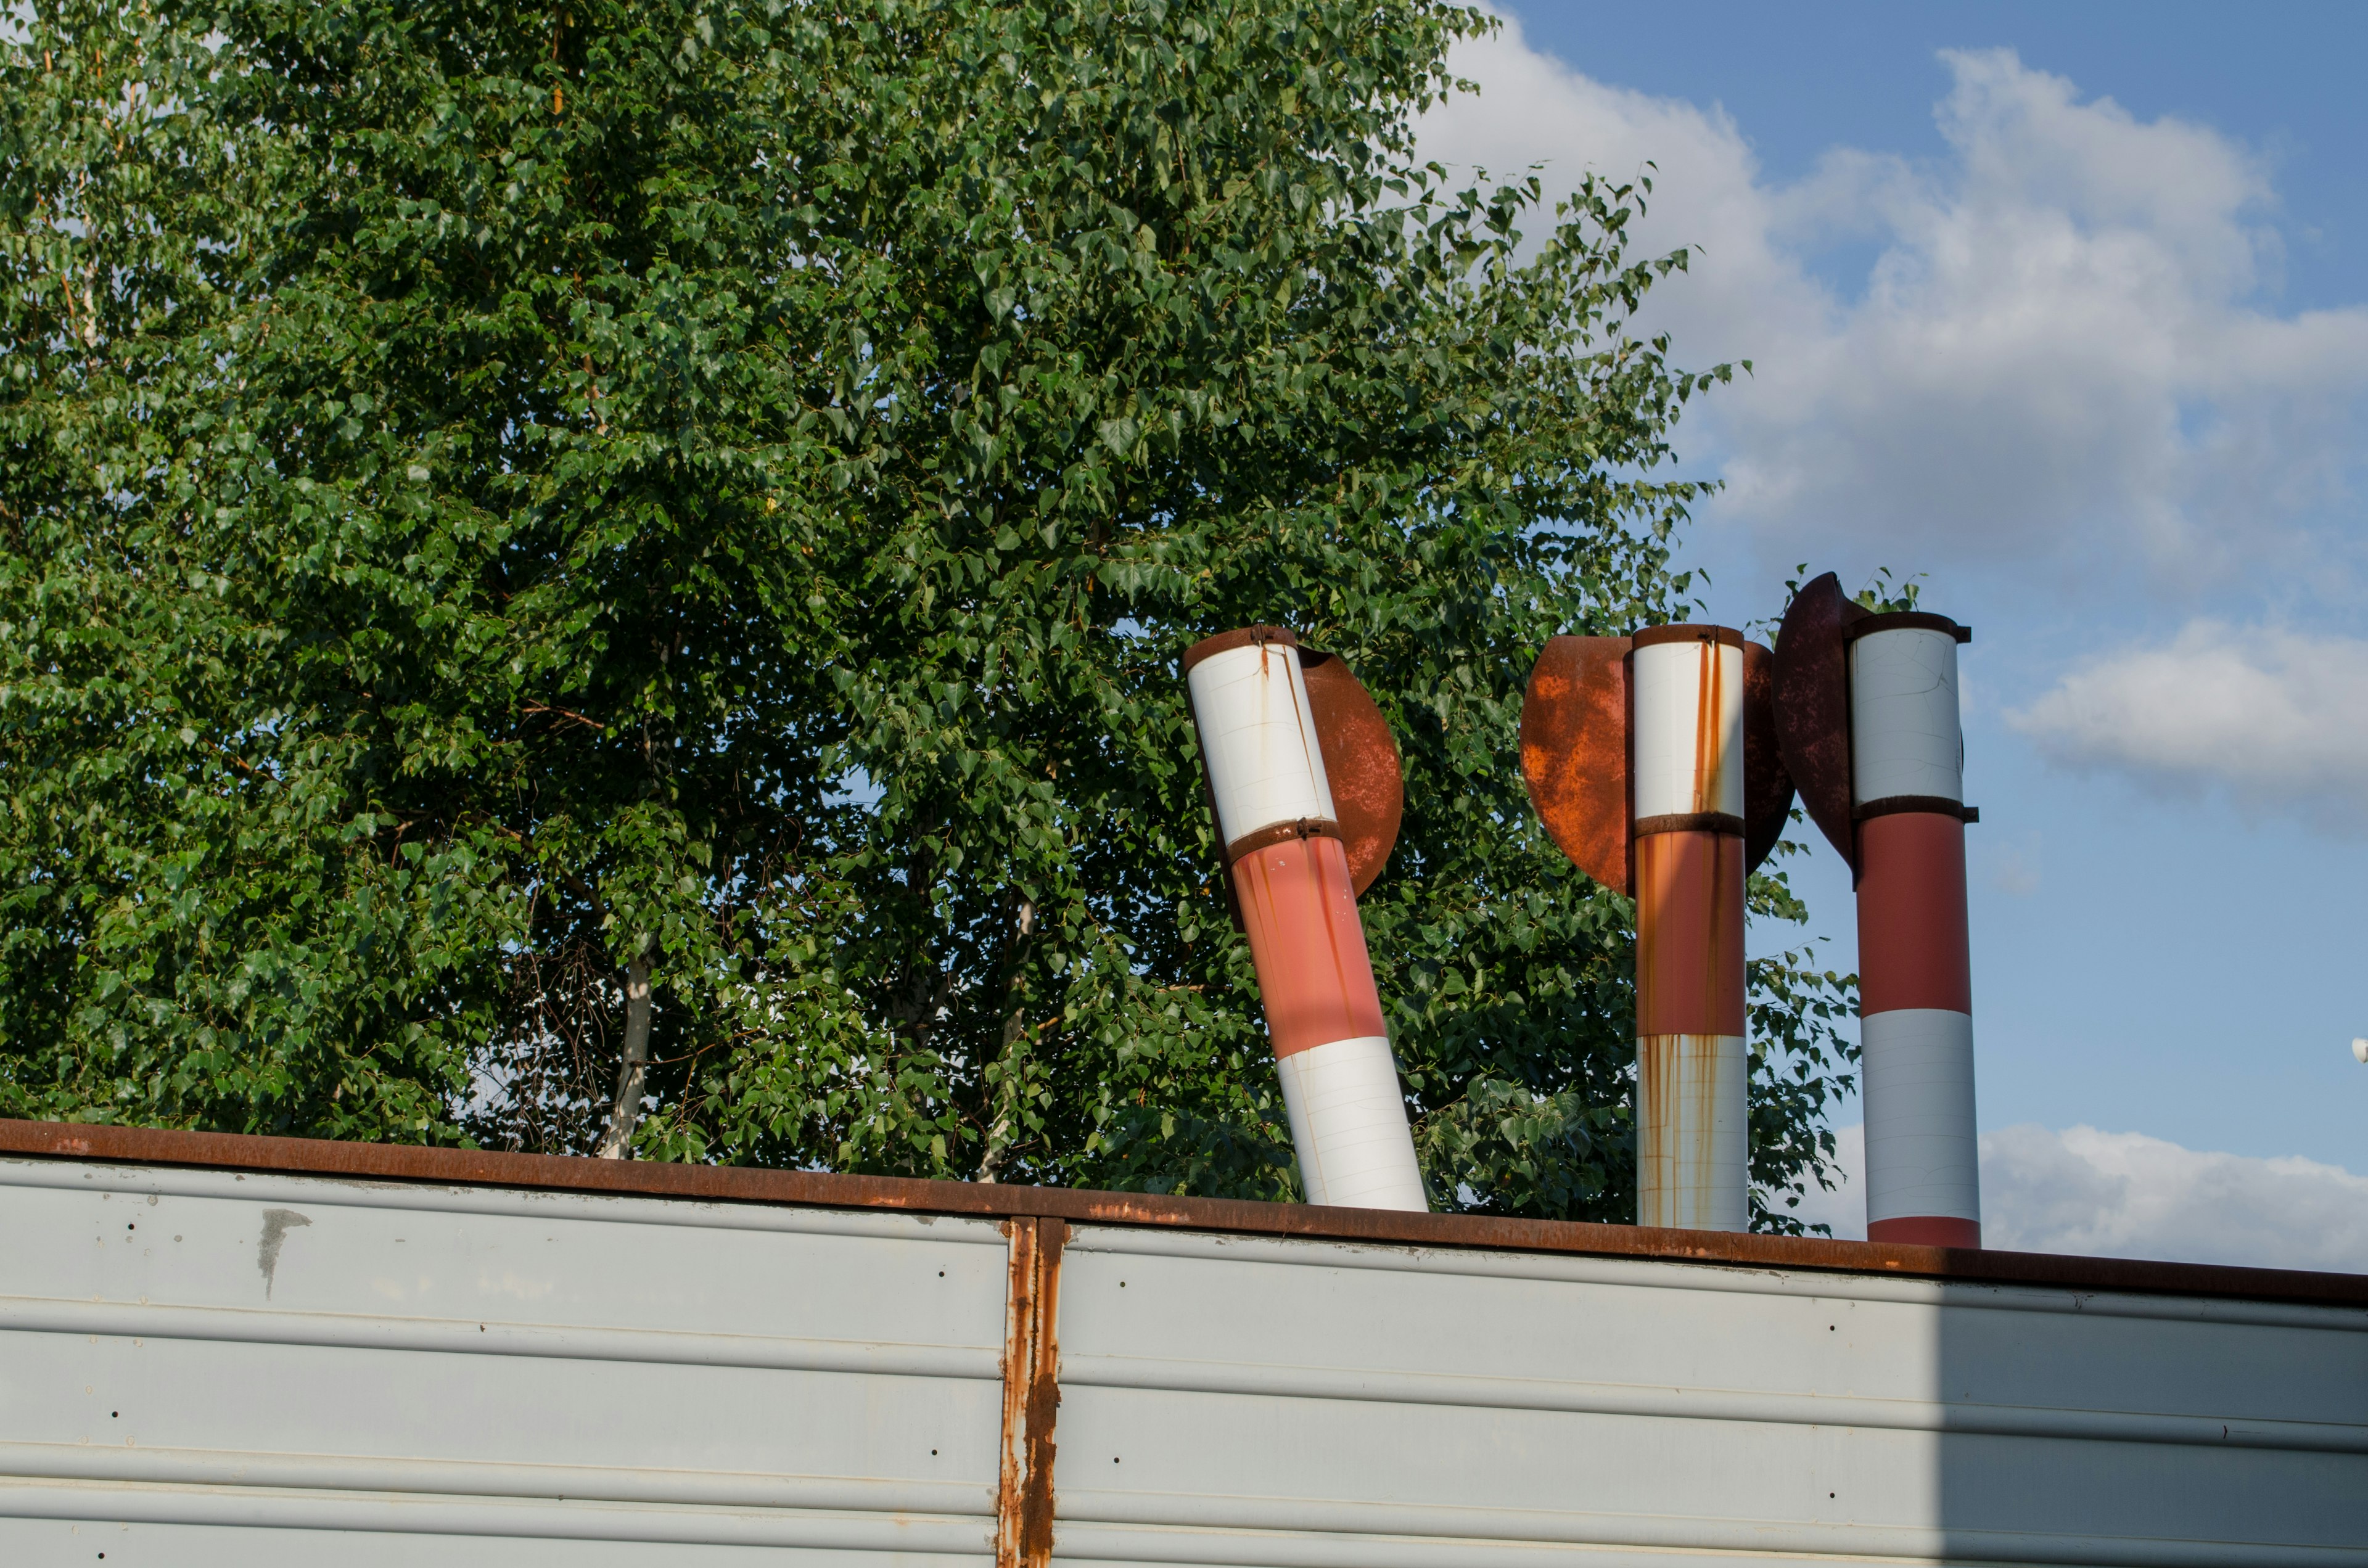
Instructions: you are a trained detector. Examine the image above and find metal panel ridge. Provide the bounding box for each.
[4,1121,2366,1307]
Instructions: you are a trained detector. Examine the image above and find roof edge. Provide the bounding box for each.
[4,1119,2361,1308]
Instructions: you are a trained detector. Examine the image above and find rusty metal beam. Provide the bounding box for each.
[998,1217,1064,1568]
[2,1118,2361,1307]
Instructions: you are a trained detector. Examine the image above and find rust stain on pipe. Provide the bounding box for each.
[1635,1032,1737,1232]
[1636,1032,1675,1220]
[1692,638,1725,814]
[1520,636,1634,893]
[997,1215,1064,1568]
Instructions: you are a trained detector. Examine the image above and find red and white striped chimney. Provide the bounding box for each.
[1849,612,1981,1247]
[1522,627,1794,1234]
[1772,574,1982,1249]
[1629,626,1751,1233]
[1183,627,1427,1212]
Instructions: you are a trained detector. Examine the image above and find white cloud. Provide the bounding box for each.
[2008,620,2368,825]
[1791,1121,2368,1272]
[1417,18,2368,588]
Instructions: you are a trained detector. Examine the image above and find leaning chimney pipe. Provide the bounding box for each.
[1183,627,1427,1212]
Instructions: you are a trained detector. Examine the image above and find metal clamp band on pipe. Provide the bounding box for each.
[1844,610,1972,644]
[1855,796,1980,824]
[1223,818,1344,866]
[1633,811,1746,839]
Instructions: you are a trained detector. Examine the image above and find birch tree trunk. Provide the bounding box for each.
[594,956,654,1160]
[976,898,1036,1184]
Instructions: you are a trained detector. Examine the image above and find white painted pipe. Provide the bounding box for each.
[1630,636,1745,819]
[1275,1035,1429,1210]
[1185,639,1336,850]
[1634,1032,1749,1232]
[1849,626,1963,805]
[1859,1009,1981,1231]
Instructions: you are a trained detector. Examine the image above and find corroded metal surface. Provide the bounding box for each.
[1297,649,1402,895]
[998,1217,1064,1568]
[4,1119,2364,1305]
[1520,635,1632,894]
[1180,623,1296,671]
[1742,640,1796,874]
[1635,1030,1748,1233]
[1633,623,1745,649]
[1771,572,1859,874]
[1217,818,1342,866]
[1633,810,1745,837]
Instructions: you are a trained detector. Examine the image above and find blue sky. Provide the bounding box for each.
[1432,3,2368,1262]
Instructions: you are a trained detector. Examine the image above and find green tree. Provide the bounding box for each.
[1,0,1854,1226]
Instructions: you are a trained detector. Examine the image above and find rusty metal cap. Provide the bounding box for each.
[1520,636,1634,894]
[1742,640,1797,875]
[1771,573,1859,874]
[1182,625,1297,672]
[1299,648,1404,895]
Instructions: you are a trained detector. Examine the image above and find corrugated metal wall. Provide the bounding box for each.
[1051,1225,2368,1567]
[1,1155,1009,1562]
[4,1149,2364,1565]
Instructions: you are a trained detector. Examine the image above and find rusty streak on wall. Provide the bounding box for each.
[998,1216,1065,1568]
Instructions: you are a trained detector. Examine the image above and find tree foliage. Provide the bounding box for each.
[1,0,1854,1225]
